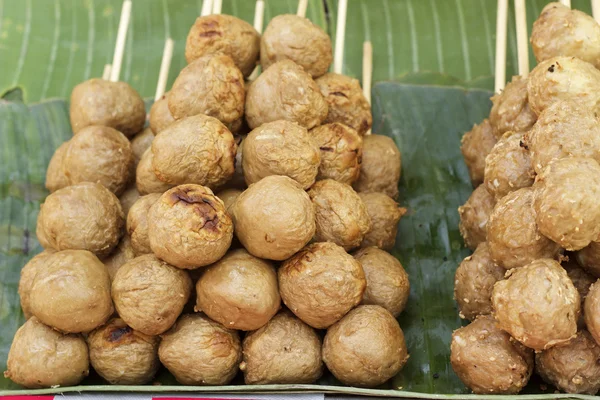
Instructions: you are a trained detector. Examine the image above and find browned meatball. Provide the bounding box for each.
[127,193,161,256]
[45,142,69,192]
[131,127,154,168]
[136,149,174,195]
[460,119,498,187]
[359,192,406,250]
[103,235,136,281]
[458,184,496,250]
[18,250,55,319]
[311,122,363,185]
[584,280,600,345]
[489,76,537,138]
[353,134,401,199]
[149,93,175,134]
[577,241,600,278]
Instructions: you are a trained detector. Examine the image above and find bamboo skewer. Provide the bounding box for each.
[154,38,175,101]
[102,64,112,80]
[297,0,308,18]
[248,0,266,81]
[494,0,508,92]
[514,0,529,77]
[333,0,348,74]
[109,0,132,82]
[212,0,222,15]
[201,0,213,16]
[593,0,600,23]
[363,41,373,135]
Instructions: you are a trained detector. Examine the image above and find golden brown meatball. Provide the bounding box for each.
[149,92,175,134]
[353,247,410,317]
[4,317,89,388]
[311,122,363,185]
[492,258,580,351]
[18,250,55,319]
[126,193,161,256]
[359,192,406,250]
[261,14,332,78]
[88,318,159,385]
[460,119,498,187]
[576,241,600,278]
[69,78,145,137]
[458,184,496,250]
[232,175,315,260]
[159,313,242,385]
[279,242,366,329]
[119,185,141,216]
[45,141,70,192]
[454,242,505,321]
[450,315,533,394]
[323,305,408,388]
[316,73,372,135]
[489,76,537,138]
[245,59,328,130]
[531,3,600,69]
[131,127,154,168]
[29,250,113,333]
[353,134,401,199]
[112,254,192,335]
[36,182,124,257]
[216,188,242,213]
[584,280,600,345]
[534,157,600,251]
[243,120,320,189]
[136,149,174,195]
[103,235,136,281]
[147,185,233,269]
[185,14,260,77]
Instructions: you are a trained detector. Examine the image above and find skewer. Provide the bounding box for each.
[109,0,132,82]
[559,0,571,7]
[102,64,112,80]
[155,38,175,101]
[201,0,213,16]
[514,0,529,77]
[297,0,308,18]
[248,0,266,81]
[494,0,508,93]
[333,0,348,74]
[212,0,222,15]
[592,0,600,23]
[363,41,373,135]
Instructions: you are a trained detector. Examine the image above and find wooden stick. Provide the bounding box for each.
[201,0,213,16]
[297,0,308,18]
[102,64,112,80]
[248,0,265,81]
[109,0,132,82]
[593,0,600,23]
[212,0,222,14]
[559,0,571,7]
[494,0,508,92]
[155,38,174,101]
[363,41,373,135]
[333,0,348,74]
[514,0,529,77]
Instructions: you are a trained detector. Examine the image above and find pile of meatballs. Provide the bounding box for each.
[453,2,600,395]
[4,12,409,390]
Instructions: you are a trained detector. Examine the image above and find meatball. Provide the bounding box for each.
[18,250,55,319]
[450,315,534,394]
[261,14,332,78]
[460,119,498,187]
[232,175,315,260]
[278,242,366,329]
[491,258,580,351]
[158,313,242,385]
[195,249,280,331]
[103,235,136,281]
[454,242,505,321]
[487,187,561,269]
[243,120,320,189]
[359,192,406,250]
[151,114,237,189]
[69,78,145,137]
[45,141,69,192]
[576,241,600,278]
[323,305,408,388]
[36,182,124,257]
[458,184,496,250]
[136,149,174,195]
[309,179,371,250]
[185,14,260,77]
[316,72,373,135]
[489,76,537,138]
[311,122,363,185]
[29,250,113,333]
[148,185,233,269]
[534,157,600,251]
[353,134,402,199]
[127,193,161,256]
[4,317,89,388]
[584,280,600,345]
[119,185,141,216]
[112,254,192,335]
[245,59,328,130]
[131,127,154,167]
[88,318,159,385]
[353,247,410,317]
[564,259,595,328]
[531,2,600,69]
[149,92,175,134]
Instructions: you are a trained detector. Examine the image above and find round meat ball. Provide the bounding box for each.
[454,242,505,321]
[536,330,600,394]
[527,56,600,116]
[29,250,113,333]
[18,250,55,319]
[584,280,600,345]
[353,247,410,317]
[492,258,580,351]
[531,2,600,69]
[458,184,496,250]
[487,187,561,269]
[359,192,406,250]
[323,305,408,388]
[216,188,242,213]
[45,141,69,192]
[241,310,323,384]
[484,131,533,201]
[36,182,124,257]
[4,317,89,388]
[88,317,159,385]
[119,185,140,216]
[131,127,154,168]
[112,254,192,335]
[136,149,174,195]
[279,242,366,329]
[159,313,242,385]
[232,175,315,260]
[489,76,537,138]
[576,241,600,278]
[243,120,320,189]
[195,249,280,331]
[309,180,371,250]
[168,55,244,126]
[353,134,401,199]
[450,315,534,394]
[152,114,237,188]
[460,119,498,187]
[185,14,260,77]
[127,193,161,256]
[148,185,233,269]
[534,157,600,250]
[149,92,175,134]
[245,59,328,130]
[564,259,595,328]
[316,73,373,135]
[260,14,332,78]
[103,235,136,281]
[63,125,133,195]
[311,122,363,185]
[70,78,145,137]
